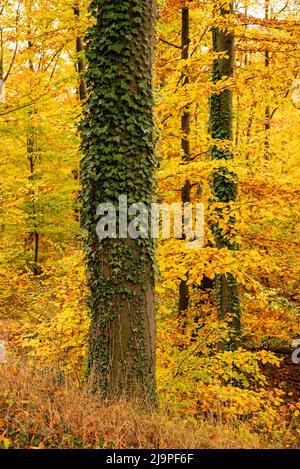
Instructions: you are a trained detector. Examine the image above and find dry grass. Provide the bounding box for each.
[0,359,296,449]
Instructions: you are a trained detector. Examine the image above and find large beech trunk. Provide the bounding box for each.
[81,0,156,400]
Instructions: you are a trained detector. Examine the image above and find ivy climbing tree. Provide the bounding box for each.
[80,0,157,399]
[210,0,241,347]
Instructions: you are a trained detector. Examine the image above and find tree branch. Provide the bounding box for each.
[159,37,182,50]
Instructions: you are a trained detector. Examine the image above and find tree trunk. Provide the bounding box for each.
[181,5,190,163]
[178,4,191,316]
[24,2,40,275]
[74,5,87,102]
[26,127,39,269]
[210,0,241,348]
[81,0,156,400]
[264,0,271,160]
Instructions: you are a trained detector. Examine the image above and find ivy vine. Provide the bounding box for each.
[80,0,157,399]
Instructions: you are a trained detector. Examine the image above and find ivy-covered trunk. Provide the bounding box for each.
[80,0,156,399]
[210,0,241,347]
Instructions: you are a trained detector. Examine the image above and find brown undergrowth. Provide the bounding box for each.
[0,357,298,449]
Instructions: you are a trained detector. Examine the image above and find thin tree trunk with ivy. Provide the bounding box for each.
[210,0,241,348]
[81,0,156,400]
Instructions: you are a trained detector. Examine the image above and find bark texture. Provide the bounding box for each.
[210,1,241,347]
[80,0,157,400]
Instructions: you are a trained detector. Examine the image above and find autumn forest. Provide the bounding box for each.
[0,0,300,451]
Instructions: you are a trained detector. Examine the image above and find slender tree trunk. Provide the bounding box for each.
[0,27,3,81]
[72,5,86,222]
[210,0,241,348]
[264,0,271,160]
[235,95,240,145]
[245,92,255,162]
[81,0,156,400]
[181,5,190,163]
[178,3,214,324]
[178,3,191,316]
[26,128,39,265]
[74,5,87,102]
[25,2,40,274]
[243,5,249,67]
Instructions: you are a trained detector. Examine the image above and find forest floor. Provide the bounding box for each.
[266,353,300,401]
[0,319,299,449]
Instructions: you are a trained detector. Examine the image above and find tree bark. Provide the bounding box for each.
[26,125,40,274]
[74,5,87,102]
[264,0,271,160]
[81,0,156,400]
[210,0,241,348]
[24,1,40,275]
[178,4,191,316]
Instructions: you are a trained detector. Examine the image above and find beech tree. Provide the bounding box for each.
[178,2,191,316]
[210,0,241,346]
[80,0,157,399]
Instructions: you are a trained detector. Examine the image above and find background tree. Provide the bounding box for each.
[210,0,241,346]
[178,1,191,317]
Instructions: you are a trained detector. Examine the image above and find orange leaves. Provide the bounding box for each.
[158,239,267,294]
